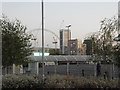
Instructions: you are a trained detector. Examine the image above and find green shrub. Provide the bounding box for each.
[2,74,119,88]
[2,75,41,88]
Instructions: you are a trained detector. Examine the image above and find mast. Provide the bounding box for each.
[41,0,45,82]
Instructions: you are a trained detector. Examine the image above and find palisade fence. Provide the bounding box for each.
[2,63,119,79]
[38,64,119,79]
[2,55,119,80]
[27,55,119,79]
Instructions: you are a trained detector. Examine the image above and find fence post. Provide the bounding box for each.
[36,62,39,75]
[54,61,58,75]
[54,56,58,75]
[67,62,69,75]
[94,63,97,77]
[96,62,101,77]
[112,63,114,79]
[13,64,15,74]
[82,69,84,77]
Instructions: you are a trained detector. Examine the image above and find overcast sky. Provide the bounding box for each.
[2,1,118,48]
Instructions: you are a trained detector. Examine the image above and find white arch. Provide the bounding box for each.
[27,28,60,40]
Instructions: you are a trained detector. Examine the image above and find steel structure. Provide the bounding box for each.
[27,28,59,48]
[28,55,91,62]
[27,28,59,40]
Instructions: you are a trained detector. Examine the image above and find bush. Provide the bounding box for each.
[2,74,118,89]
[2,75,42,88]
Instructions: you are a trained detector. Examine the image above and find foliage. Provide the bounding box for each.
[99,17,118,60]
[0,15,33,67]
[113,45,120,66]
[49,49,59,55]
[2,75,118,89]
[85,16,118,62]
[2,75,41,88]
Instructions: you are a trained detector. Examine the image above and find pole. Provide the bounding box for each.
[118,3,120,87]
[112,63,114,79]
[67,62,69,75]
[36,62,39,75]
[41,0,45,82]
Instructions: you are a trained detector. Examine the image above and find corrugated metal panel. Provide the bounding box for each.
[28,55,91,62]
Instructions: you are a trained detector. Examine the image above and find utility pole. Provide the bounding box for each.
[53,37,57,54]
[41,0,45,82]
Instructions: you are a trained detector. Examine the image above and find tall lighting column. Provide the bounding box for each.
[41,0,45,82]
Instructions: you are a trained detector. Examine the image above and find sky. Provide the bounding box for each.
[1,1,118,48]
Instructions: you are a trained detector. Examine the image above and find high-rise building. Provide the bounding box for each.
[60,29,71,54]
[83,39,92,55]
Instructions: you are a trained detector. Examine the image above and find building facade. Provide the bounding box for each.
[81,44,86,55]
[83,39,92,55]
[60,29,71,54]
[68,39,85,55]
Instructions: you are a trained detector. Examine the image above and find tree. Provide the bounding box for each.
[1,15,33,67]
[85,16,118,62]
[99,17,118,61]
[85,16,119,86]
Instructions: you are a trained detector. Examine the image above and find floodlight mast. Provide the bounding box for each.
[66,24,71,30]
[41,0,45,82]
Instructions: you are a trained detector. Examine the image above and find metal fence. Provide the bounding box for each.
[38,63,119,79]
[2,63,119,80]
